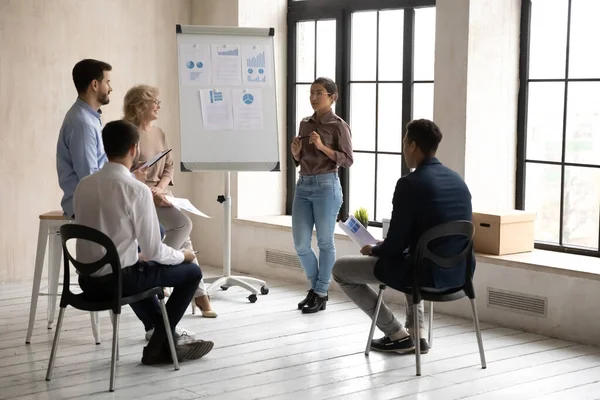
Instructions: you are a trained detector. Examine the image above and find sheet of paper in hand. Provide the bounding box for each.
[165,196,211,218]
[338,215,378,248]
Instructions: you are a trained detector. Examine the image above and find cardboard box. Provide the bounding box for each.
[472,210,536,255]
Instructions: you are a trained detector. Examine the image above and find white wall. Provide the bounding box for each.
[434,0,520,212]
[0,0,194,283]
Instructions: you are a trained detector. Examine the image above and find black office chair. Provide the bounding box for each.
[45,224,179,392]
[365,220,486,376]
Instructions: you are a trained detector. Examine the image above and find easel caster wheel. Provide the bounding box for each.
[220,286,229,291]
[248,294,258,303]
[260,286,269,295]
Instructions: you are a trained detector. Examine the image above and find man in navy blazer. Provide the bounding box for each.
[333,119,474,354]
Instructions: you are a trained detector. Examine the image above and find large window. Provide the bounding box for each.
[517,0,600,257]
[286,0,436,224]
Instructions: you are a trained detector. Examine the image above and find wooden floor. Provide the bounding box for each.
[2,267,600,400]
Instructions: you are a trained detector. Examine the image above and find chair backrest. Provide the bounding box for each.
[59,224,123,309]
[411,220,475,301]
[414,220,474,268]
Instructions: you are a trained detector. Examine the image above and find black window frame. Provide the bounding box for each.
[516,0,600,258]
[286,0,436,226]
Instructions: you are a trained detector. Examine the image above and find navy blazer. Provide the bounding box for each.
[372,157,474,291]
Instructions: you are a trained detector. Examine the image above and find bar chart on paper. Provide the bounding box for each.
[243,45,270,84]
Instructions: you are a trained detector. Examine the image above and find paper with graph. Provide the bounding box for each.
[198,89,233,130]
[232,88,263,130]
[242,45,271,85]
[179,44,211,86]
[211,44,242,85]
[338,215,378,248]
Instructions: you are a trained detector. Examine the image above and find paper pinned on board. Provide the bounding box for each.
[198,88,234,130]
[338,215,378,248]
[165,196,211,218]
[179,43,211,86]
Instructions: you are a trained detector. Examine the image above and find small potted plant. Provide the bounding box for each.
[354,207,369,228]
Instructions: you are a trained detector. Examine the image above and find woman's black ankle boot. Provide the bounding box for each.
[297,289,316,310]
[302,293,327,314]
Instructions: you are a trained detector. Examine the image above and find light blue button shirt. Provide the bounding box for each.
[56,98,108,217]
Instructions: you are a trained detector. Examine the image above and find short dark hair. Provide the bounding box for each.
[313,77,338,96]
[72,59,112,94]
[405,119,443,155]
[102,120,139,159]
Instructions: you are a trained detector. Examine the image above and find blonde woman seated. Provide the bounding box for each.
[124,84,216,319]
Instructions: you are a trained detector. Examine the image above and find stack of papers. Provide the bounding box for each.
[338,215,377,248]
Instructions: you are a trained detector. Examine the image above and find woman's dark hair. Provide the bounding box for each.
[405,119,443,155]
[102,120,140,159]
[312,77,338,97]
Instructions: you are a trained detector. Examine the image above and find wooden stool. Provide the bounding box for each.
[25,211,100,344]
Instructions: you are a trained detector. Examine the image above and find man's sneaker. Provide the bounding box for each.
[145,326,196,341]
[141,340,214,365]
[370,335,415,353]
[416,338,430,354]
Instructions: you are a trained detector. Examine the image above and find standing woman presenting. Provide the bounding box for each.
[291,77,353,314]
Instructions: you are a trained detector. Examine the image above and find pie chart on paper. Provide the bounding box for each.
[242,93,254,105]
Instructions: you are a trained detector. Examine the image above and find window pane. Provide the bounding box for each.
[296,21,315,82]
[349,153,376,220]
[295,84,313,131]
[350,83,376,151]
[316,20,336,79]
[414,7,436,81]
[569,0,600,79]
[526,82,565,162]
[377,83,403,152]
[413,83,434,121]
[376,154,402,222]
[565,82,600,165]
[378,10,404,81]
[524,163,561,244]
[529,0,568,79]
[351,11,377,81]
[563,166,600,249]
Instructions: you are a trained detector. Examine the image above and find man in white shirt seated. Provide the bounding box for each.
[74,119,213,365]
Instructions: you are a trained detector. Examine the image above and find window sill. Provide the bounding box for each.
[234,215,600,281]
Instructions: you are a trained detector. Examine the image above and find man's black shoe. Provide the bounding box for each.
[416,338,430,354]
[142,340,214,365]
[370,335,415,353]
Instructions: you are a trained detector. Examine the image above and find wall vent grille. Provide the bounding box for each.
[487,287,547,317]
[265,249,302,269]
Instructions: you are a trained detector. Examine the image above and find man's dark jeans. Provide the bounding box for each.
[79,261,201,351]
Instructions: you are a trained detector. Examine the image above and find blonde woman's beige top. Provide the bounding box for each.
[137,125,174,193]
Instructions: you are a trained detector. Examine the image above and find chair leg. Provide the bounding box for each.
[428,301,434,348]
[191,299,196,315]
[26,220,48,344]
[45,307,66,381]
[47,231,62,329]
[365,286,385,356]
[90,312,101,345]
[109,313,120,392]
[470,298,487,369]
[109,311,119,360]
[414,303,421,376]
[158,298,180,371]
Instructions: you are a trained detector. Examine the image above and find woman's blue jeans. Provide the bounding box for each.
[292,172,343,296]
